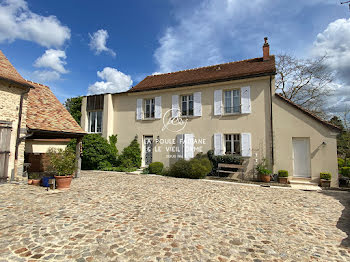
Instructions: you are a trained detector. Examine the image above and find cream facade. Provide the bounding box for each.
[25,139,70,153]
[81,72,339,186]
[0,80,28,181]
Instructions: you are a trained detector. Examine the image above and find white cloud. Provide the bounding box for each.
[89,29,116,57]
[0,0,70,48]
[88,67,133,95]
[311,18,350,115]
[32,70,61,82]
[34,49,68,74]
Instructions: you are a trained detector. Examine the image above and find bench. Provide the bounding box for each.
[216,161,247,180]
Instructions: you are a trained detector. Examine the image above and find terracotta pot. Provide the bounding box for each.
[32,179,41,186]
[54,175,73,190]
[28,179,33,185]
[260,174,271,183]
[278,177,288,184]
[320,179,331,188]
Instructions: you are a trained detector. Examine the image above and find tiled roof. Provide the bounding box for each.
[275,93,341,132]
[0,50,33,88]
[26,81,86,134]
[129,56,276,92]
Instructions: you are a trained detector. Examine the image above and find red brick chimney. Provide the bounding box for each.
[263,37,270,61]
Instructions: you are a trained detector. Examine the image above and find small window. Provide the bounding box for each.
[144,98,155,119]
[88,111,103,133]
[225,134,240,155]
[181,94,194,116]
[224,90,240,114]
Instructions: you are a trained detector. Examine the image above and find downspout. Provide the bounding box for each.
[269,75,274,167]
[13,88,30,181]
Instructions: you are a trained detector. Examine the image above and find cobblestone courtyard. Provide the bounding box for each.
[1,171,350,261]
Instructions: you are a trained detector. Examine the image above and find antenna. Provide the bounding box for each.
[341,1,350,10]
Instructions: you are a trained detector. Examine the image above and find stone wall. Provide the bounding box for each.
[0,80,28,181]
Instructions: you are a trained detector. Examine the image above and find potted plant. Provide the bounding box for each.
[256,159,272,182]
[320,172,331,187]
[48,148,76,190]
[28,173,41,186]
[278,170,289,184]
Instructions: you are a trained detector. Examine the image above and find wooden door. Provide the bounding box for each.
[0,121,12,183]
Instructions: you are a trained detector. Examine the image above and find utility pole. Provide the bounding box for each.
[341,1,350,11]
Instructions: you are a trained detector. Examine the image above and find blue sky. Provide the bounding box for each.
[0,0,349,114]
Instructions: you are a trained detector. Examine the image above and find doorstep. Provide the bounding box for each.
[289,177,321,191]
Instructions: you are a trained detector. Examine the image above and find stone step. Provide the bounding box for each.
[289,178,318,186]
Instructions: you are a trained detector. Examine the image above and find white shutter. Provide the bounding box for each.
[136,99,143,120]
[214,133,223,156]
[155,96,162,119]
[241,86,251,114]
[193,92,202,117]
[241,133,252,157]
[214,90,222,116]
[176,134,184,159]
[172,95,180,117]
[184,134,194,160]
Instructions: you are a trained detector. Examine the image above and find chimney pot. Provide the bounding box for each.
[263,37,270,61]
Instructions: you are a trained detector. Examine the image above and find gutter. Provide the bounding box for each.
[13,88,31,180]
[269,75,274,166]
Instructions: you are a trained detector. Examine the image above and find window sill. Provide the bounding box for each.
[142,118,158,121]
[88,132,102,134]
[181,115,200,119]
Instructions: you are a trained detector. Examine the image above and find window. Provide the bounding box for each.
[225,134,240,155]
[224,89,240,114]
[88,111,103,133]
[181,94,194,116]
[144,98,155,119]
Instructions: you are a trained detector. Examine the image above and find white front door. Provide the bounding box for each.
[292,138,311,178]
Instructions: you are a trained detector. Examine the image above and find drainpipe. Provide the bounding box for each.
[12,88,30,181]
[269,75,274,167]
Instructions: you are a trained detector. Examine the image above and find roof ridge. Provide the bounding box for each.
[26,80,50,88]
[148,56,273,78]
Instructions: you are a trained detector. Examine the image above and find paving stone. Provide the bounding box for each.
[0,171,349,261]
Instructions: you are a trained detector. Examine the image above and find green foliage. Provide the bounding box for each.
[100,166,137,172]
[256,158,272,175]
[109,134,118,156]
[28,173,40,179]
[166,158,212,179]
[80,134,118,170]
[207,150,243,169]
[119,136,141,168]
[340,167,350,177]
[142,167,150,174]
[320,172,332,180]
[64,96,82,124]
[330,116,344,130]
[47,148,76,176]
[278,170,289,177]
[338,158,345,168]
[149,162,164,175]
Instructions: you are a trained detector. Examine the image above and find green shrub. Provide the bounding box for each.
[340,167,350,177]
[28,173,41,179]
[338,158,345,168]
[67,134,118,170]
[149,162,164,175]
[256,158,271,175]
[320,172,331,180]
[166,158,212,179]
[206,150,242,176]
[142,167,149,174]
[118,136,141,168]
[47,147,76,176]
[278,170,289,177]
[101,166,137,172]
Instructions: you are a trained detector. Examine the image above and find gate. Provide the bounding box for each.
[0,121,12,183]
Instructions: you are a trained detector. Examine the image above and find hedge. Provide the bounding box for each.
[340,167,350,177]
[165,158,212,179]
[149,162,164,175]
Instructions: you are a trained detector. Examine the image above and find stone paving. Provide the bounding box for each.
[0,171,350,262]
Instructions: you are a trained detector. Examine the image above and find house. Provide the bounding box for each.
[0,50,86,182]
[81,38,340,187]
[0,50,33,182]
[24,81,86,174]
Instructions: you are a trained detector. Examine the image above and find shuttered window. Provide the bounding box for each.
[224,90,240,114]
[181,94,194,116]
[224,134,241,155]
[144,98,155,119]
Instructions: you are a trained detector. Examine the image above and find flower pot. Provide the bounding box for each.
[32,179,41,186]
[54,175,73,190]
[278,177,288,184]
[261,174,271,183]
[28,179,33,185]
[320,179,331,188]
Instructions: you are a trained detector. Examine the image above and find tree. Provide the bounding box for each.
[64,96,82,124]
[276,54,334,118]
[336,110,350,160]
